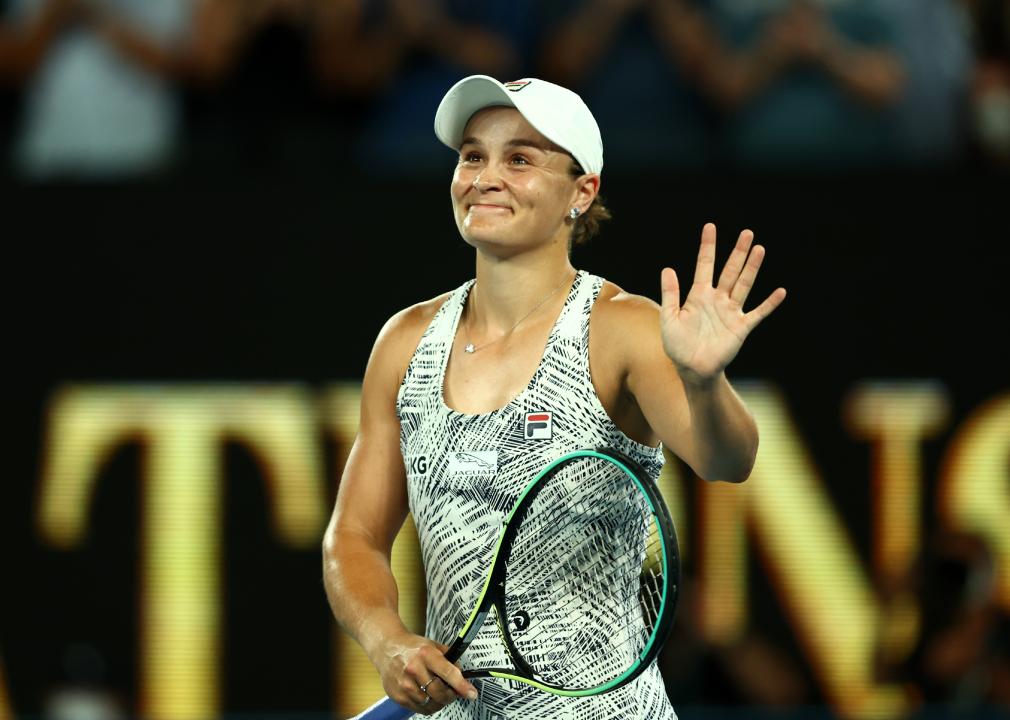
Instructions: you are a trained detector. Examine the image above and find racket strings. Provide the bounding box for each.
[501,457,668,689]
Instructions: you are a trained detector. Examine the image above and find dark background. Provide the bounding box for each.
[3,0,1009,717]
[4,165,1008,719]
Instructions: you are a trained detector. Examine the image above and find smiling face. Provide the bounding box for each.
[450,107,598,255]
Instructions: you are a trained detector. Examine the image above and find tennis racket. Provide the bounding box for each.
[352,447,680,719]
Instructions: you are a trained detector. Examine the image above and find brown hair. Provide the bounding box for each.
[568,160,611,246]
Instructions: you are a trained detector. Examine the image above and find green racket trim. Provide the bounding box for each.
[486,671,606,697]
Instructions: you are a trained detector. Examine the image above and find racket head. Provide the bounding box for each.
[462,447,680,695]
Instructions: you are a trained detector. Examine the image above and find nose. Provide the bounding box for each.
[471,164,502,192]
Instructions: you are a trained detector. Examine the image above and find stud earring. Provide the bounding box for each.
[569,207,581,220]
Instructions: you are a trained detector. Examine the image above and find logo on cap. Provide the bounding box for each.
[504,80,531,92]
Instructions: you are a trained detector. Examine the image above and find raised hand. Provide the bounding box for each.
[660,223,786,385]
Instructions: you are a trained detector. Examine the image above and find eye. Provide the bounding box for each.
[510,154,530,165]
[461,151,482,163]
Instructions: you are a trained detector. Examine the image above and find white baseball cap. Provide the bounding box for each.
[434,75,603,175]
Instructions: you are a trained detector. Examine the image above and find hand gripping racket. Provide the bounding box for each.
[352,447,680,719]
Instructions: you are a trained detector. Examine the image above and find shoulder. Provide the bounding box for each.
[367,290,456,385]
[588,278,662,381]
[591,278,660,333]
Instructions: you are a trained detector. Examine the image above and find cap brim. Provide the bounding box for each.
[433,75,516,152]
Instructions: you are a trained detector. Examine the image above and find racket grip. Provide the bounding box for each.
[349,696,413,720]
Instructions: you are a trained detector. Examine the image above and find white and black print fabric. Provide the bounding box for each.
[397,271,677,720]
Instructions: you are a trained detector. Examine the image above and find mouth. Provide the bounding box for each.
[468,203,511,213]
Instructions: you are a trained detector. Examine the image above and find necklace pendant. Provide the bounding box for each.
[464,343,475,353]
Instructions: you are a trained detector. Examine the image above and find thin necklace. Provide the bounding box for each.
[464,270,575,354]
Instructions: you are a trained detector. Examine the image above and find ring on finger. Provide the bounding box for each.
[420,678,438,694]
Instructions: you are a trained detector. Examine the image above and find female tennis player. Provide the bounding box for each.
[322,74,786,718]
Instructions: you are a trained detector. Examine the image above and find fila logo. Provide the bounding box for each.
[525,411,553,439]
[504,80,531,92]
[407,455,427,475]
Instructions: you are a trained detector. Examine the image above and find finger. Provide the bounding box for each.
[693,222,717,287]
[743,287,787,332]
[417,674,456,709]
[397,676,445,715]
[415,689,445,715]
[717,229,754,292]
[429,651,479,702]
[661,267,680,319]
[730,244,766,307]
[402,651,451,710]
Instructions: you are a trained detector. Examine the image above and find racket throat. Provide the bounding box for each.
[450,610,486,660]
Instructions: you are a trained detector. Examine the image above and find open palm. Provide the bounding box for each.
[661,223,787,384]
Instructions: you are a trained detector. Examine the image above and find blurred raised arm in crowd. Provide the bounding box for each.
[536,0,911,172]
[1,0,77,172]
[73,0,372,175]
[0,0,75,79]
[3,0,197,180]
[691,0,906,170]
[2,0,1003,180]
[351,0,535,177]
[537,0,722,172]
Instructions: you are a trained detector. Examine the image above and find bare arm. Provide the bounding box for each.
[321,302,478,714]
[819,36,904,107]
[0,0,73,81]
[406,0,520,79]
[611,224,785,482]
[648,0,737,92]
[321,328,412,664]
[311,0,411,95]
[87,0,245,86]
[539,0,644,86]
[610,294,760,483]
[703,1,903,109]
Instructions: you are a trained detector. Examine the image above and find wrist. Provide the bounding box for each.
[359,610,411,663]
[676,366,725,391]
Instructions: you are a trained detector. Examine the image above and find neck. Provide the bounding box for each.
[468,254,576,333]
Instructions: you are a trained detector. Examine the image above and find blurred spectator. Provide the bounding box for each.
[697,0,906,171]
[963,0,1010,168]
[44,643,125,720]
[175,0,329,176]
[7,0,193,181]
[0,0,76,173]
[883,530,1010,716]
[881,0,974,168]
[59,0,376,177]
[537,0,721,174]
[0,0,76,81]
[351,0,536,178]
[173,0,381,176]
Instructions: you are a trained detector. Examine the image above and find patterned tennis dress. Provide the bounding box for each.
[397,271,678,720]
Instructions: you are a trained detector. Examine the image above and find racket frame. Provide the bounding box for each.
[442,447,680,697]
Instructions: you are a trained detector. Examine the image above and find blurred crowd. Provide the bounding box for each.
[0,0,1007,182]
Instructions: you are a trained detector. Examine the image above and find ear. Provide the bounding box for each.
[572,174,601,215]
